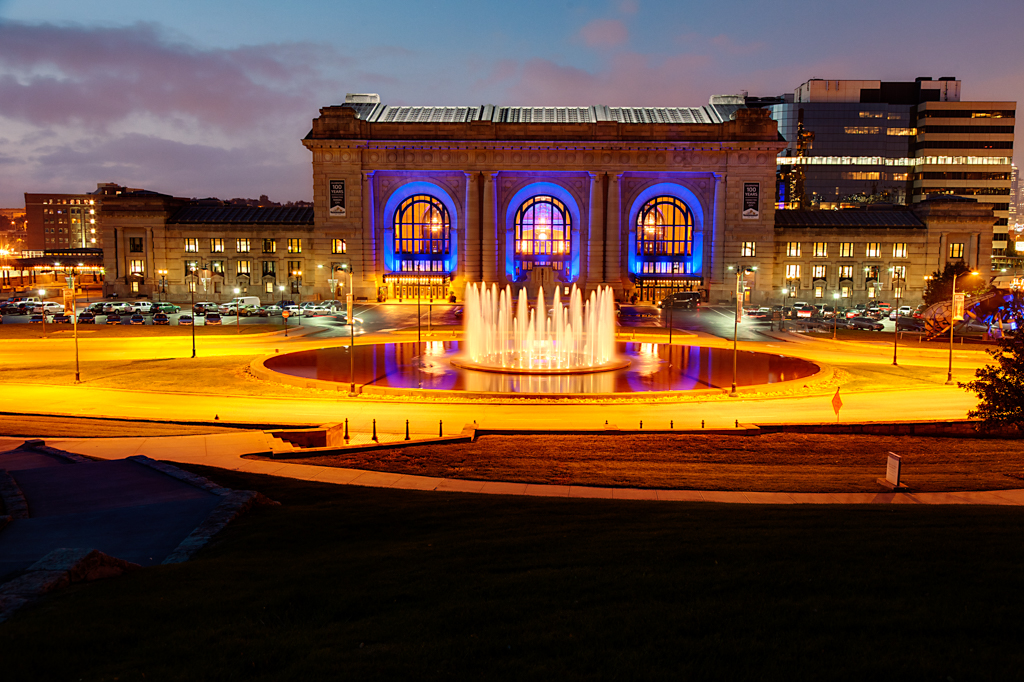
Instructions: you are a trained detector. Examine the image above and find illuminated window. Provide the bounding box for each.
[949,242,964,259]
[512,195,572,278]
[892,265,907,280]
[813,242,828,258]
[844,126,881,134]
[635,196,692,258]
[785,264,800,279]
[236,239,250,253]
[814,286,823,298]
[893,243,908,258]
[859,111,884,119]
[188,280,196,293]
[812,265,826,279]
[265,281,275,294]
[865,243,880,258]
[236,260,251,276]
[129,237,144,253]
[129,259,145,275]
[131,281,139,293]
[184,238,198,253]
[263,239,276,254]
[741,241,755,257]
[866,265,880,280]
[288,261,302,276]
[839,266,854,279]
[288,238,302,254]
[211,238,224,253]
[262,261,276,277]
[394,195,451,273]
[332,239,346,254]
[786,242,801,257]
[841,285,851,298]
[892,172,910,181]
[210,261,224,275]
[839,242,854,258]
[887,128,917,136]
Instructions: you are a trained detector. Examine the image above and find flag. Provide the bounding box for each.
[831,388,843,417]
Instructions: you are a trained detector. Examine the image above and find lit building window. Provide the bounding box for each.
[265,281,275,294]
[785,264,800,279]
[262,261,276,277]
[893,243,908,258]
[394,195,451,273]
[332,239,347,254]
[288,238,302,254]
[786,242,801,257]
[841,285,851,298]
[949,243,965,259]
[236,238,250,253]
[840,172,881,181]
[839,265,854,279]
[211,238,224,253]
[865,243,881,258]
[892,265,907,280]
[236,260,251,276]
[812,265,826,279]
[814,286,824,298]
[844,126,881,134]
[210,261,224,275]
[839,242,854,258]
[184,238,198,253]
[513,195,572,279]
[263,239,276,254]
[887,127,917,136]
[129,259,145,275]
[813,242,828,258]
[741,241,755,257]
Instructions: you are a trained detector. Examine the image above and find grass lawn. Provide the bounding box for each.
[271,433,1024,493]
[0,323,286,339]
[2,465,1023,680]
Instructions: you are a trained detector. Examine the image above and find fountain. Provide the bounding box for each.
[451,284,630,374]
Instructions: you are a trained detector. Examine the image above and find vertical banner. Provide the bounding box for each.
[742,182,760,220]
[735,275,744,323]
[329,180,346,217]
[952,292,966,321]
[63,288,76,315]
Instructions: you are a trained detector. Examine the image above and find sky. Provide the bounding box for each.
[0,0,1021,207]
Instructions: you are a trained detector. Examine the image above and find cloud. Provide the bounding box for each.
[618,0,639,15]
[577,19,629,48]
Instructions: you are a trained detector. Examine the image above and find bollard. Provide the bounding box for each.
[640,420,643,430]
[605,419,608,425]
[214,414,219,421]
[372,418,378,442]
[405,419,410,441]
[670,420,674,429]
[701,419,705,429]
[735,419,739,428]
[344,418,350,441]
[439,419,443,437]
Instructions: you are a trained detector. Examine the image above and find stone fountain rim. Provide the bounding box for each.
[449,354,631,375]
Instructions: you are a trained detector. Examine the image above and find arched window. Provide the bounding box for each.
[636,196,693,257]
[513,195,571,279]
[393,194,450,272]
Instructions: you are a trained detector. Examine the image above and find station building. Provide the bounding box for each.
[94,94,997,307]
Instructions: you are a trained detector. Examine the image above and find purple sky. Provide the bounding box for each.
[0,0,1020,207]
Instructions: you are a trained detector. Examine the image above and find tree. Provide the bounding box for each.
[923,261,986,307]
[960,292,1024,433]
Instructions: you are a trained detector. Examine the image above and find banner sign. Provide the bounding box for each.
[952,292,966,321]
[735,276,744,323]
[329,180,346,217]
[63,288,76,315]
[742,182,760,219]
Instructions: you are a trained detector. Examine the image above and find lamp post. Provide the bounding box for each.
[189,266,197,358]
[291,270,302,306]
[946,270,980,385]
[157,269,168,302]
[66,271,80,383]
[341,263,355,395]
[891,268,903,366]
[730,268,741,397]
[278,285,287,335]
[832,292,840,339]
[39,288,46,333]
[233,286,241,333]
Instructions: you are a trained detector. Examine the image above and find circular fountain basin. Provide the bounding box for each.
[261,341,822,397]
[449,354,631,375]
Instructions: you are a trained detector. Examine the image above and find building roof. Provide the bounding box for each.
[340,102,740,125]
[169,206,314,225]
[774,209,925,229]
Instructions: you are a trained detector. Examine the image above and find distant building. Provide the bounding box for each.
[24,190,102,252]
[756,78,1014,257]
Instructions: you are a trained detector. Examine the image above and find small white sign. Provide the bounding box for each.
[886,452,902,486]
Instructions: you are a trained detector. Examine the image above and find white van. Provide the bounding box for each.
[225,296,261,309]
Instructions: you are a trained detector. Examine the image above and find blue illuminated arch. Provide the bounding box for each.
[503,181,582,282]
[626,182,706,277]
[381,180,459,273]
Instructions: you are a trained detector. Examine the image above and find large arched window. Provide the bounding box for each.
[636,196,693,257]
[513,195,571,280]
[393,194,450,272]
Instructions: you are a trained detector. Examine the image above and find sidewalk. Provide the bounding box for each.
[13,432,1022,507]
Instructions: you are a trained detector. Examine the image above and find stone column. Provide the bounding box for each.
[587,172,604,287]
[482,172,498,283]
[362,171,376,291]
[147,227,156,287]
[605,173,622,286]
[711,173,727,299]
[463,171,480,283]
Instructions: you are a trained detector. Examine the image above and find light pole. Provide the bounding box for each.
[66,271,80,383]
[730,268,741,397]
[233,286,241,333]
[832,292,840,339]
[891,268,903,366]
[39,288,46,334]
[291,270,302,306]
[157,269,168,302]
[189,266,197,358]
[278,285,287,335]
[342,263,355,394]
[946,270,980,385]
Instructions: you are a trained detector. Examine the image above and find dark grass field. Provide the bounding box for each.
[267,433,1024,493]
[2,465,1023,681]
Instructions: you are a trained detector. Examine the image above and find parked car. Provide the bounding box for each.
[896,316,925,331]
[304,305,332,317]
[29,314,46,324]
[204,312,222,325]
[239,305,262,317]
[155,302,181,314]
[847,316,884,331]
[133,301,154,314]
[129,313,146,325]
[793,305,817,319]
[105,313,122,325]
[87,302,107,314]
[218,305,239,316]
[746,307,771,319]
[52,313,72,324]
[194,302,218,316]
[153,312,170,325]
[178,314,194,326]
[956,319,990,334]
[33,301,65,315]
[898,305,913,317]
[659,291,701,309]
[77,312,96,324]
[260,305,282,317]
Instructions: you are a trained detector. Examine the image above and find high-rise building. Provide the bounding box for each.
[760,78,1014,255]
[24,191,102,252]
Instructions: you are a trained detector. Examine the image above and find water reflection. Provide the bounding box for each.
[263,341,818,395]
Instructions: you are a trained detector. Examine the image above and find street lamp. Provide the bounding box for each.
[278,285,288,335]
[730,268,743,397]
[832,292,840,339]
[341,263,355,394]
[233,286,241,333]
[291,270,302,306]
[157,269,168,302]
[66,270,80,383]
[189,266,197,358]
[38,288,47,333]
[946,270,980,385]
[891,267,903,366]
